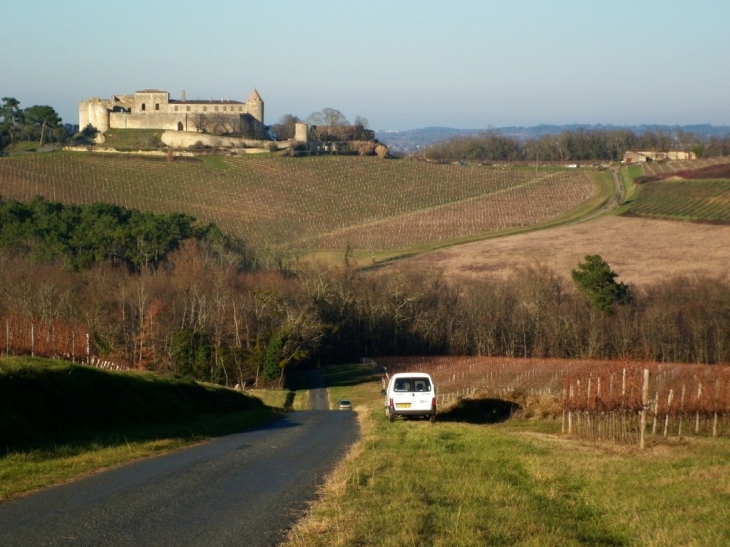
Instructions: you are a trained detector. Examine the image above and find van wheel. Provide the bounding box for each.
[388,408,395,423]
[429,414,436,424]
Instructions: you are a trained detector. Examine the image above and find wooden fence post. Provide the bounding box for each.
[640,368,649,449]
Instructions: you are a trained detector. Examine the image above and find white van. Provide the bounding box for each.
[384,372,436,423]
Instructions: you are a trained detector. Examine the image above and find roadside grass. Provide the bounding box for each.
[615,165,640,213]
[321,363,384,410]
[248,388,309,411]
[285,373,730,547]
[0,356,278,501]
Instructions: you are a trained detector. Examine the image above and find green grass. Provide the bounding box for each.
[321,363,385,409]
[101,129,164,149]
[0,356,278,500]
[285,366,730,547]
[248,388,309,411]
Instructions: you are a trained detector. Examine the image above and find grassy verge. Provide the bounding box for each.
[284,370,730,547]
[248,388,309,411]
[614,164,641,214]
[0,357,279,501]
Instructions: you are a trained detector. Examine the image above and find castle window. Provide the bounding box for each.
[223,106,227,111]
[155,103,159,111]
[203,106,207,112]
[214,106,219,112]
[186,106,190,112]
[174,106,178,112]
[141,103,146,111]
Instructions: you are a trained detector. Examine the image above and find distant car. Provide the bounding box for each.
[338,399,352,410]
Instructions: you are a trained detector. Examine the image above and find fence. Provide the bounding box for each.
[2,315,127,371]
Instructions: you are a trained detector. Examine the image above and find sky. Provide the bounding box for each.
[4,0,730,131]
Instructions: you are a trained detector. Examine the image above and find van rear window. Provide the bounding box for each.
[394,378,431,392]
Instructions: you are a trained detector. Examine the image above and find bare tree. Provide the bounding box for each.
[307,108,349,127]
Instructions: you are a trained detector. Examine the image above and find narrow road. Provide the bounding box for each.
[0,377,357,547]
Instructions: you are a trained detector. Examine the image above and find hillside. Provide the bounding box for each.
[0,356,273,449]
[404,158,730,285]
[0,152,606,259]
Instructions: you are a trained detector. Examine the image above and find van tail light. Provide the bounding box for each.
[431,398,437,410]
[389,398,394,408]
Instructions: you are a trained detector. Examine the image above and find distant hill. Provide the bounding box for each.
[376,124,730,153]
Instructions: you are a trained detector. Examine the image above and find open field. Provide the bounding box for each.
[0,152,604,256]
[285,362,730,547]
[403,214,730,286]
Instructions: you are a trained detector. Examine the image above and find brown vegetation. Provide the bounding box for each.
[402,215,730,287]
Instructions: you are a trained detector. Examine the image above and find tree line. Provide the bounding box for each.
[423,127,730,162]
[2,239,728,388]
[0,97,71,151]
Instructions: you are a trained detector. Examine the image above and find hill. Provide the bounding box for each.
[0,152,607,260]
[0,356,273,449]
[404,159,730,285]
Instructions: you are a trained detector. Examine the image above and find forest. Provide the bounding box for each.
[0,196,249,270]
[1,235,728,388]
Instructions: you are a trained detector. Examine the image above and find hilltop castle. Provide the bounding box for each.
[79,89,264,137]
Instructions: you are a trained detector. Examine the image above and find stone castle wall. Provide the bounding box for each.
[79,89,264,136]
[160,130,281,150]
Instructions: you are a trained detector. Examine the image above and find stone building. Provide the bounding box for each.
[623,150,696,163]
[79,89,264,137]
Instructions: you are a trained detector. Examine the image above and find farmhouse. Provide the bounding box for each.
[79,89,264,137]
[623,150,696,163]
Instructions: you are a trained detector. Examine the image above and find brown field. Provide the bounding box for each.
[402,214,730,286]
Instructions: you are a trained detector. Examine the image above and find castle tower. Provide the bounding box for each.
[79,98,110,133]
[294,122,309,143]
[247,89,264,125]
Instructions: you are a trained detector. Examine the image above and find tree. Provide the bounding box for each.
[0,97,23,145]
[270,114,300,140]
[571,255,631,314]
[307,108,349,127]
[22,105,64,145]
[354,115,369,129]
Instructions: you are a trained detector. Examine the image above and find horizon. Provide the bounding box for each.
[5,1,730,131]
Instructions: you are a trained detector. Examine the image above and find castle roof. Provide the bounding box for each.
[136,89,167,93]
[170,99,245,105]
[248,89,262,102]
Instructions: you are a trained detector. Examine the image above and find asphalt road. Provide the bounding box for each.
[0,379,357,547]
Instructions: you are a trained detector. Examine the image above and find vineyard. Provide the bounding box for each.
[625,156,730,223]
[0,152,602,253]
[377,356,730,445]
[1,315,124,371]
[627,179,730,222]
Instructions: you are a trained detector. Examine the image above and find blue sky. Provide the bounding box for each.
[5,0,729,130]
